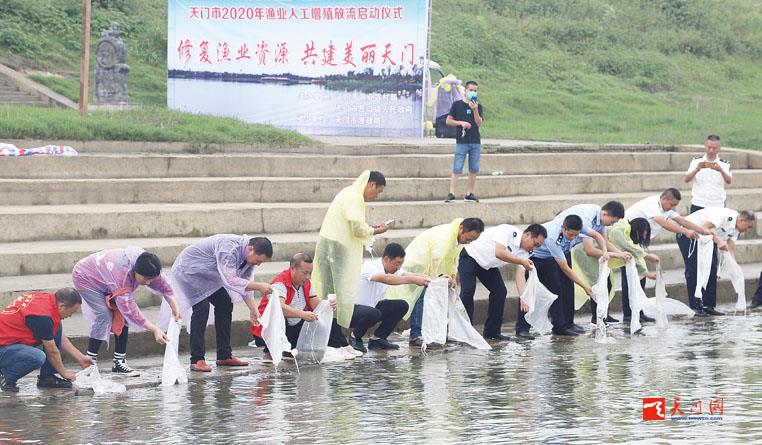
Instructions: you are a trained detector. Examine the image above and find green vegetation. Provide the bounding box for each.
[2,0,762,147]
[0,106,312,146]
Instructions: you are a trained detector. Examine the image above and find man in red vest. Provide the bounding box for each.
[251,253,335,359]
[0,288,94,392]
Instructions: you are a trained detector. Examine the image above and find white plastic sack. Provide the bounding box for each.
[161,319,188,386]
[718,250,746,311]
[625,259,647,334]
[296,299,333,363]
[521,269,558,335]
[259,290,296,367]
[446,288,491,350]
[694,235,714,301]
[591,258,610,320]
[421,279,449,350]
[644,264,669,328]
[75,365,126,394]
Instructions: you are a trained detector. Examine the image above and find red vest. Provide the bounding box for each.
[0,292,61,346]
[251,269,312,337]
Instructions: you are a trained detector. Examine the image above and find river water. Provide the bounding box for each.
[2,311,762,444]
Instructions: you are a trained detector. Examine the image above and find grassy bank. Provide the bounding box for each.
[0,106,312,146]
[2,0,762,147]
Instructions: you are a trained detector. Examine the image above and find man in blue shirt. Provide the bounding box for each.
[515,201,625,337]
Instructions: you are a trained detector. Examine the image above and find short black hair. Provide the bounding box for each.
[55,287,81,307]
[602,201,625,219]
[368,171,386,187]
[134,252,162,278]
[289,253,312,268]
[739,210,757,221]
[563,214,583,231]
[629,217,652,248]
[525,223,548,239]
[382,242,406,260]
[465,80,478,88]
[706,134,721,141]
[661,188,682,201]
[461,217,485,233]
[249,237,273,258]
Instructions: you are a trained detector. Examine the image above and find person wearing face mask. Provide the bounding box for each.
[384,218,485,347]
[72,248,180,376]
[445,80,484,203]
[349,243,430,352]
[684,135,732,214]
[458,224,547,340]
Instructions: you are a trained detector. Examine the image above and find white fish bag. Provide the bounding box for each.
[522,269,558,335]
[643,263,669,328]
[591,259,610,320]
[718,250,746,311]
[260,290,295,366]
[694,235,714,300]
[421,278,449,349]
[296,300,333,362]
[75,365,126,394]
[161,319,188,386]
[625,259,648,334]
[446,288,491,350]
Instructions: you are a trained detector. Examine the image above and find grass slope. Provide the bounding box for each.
[2,0,762,147]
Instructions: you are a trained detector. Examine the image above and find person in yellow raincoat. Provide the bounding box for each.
[385,218,484,346]
[312,170,389,351]
[572,217,659,324]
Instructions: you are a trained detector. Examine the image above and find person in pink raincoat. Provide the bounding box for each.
[72,247,180,376]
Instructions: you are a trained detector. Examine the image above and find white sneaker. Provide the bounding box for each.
[321,347,347,363]
[344,345,362,358]
[341,346,357,360]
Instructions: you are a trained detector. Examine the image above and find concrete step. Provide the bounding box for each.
[0,92,38,100]
[3,170,762,205]
[0,189,760,243]
[48,261,762,360]
[0,151,756,179]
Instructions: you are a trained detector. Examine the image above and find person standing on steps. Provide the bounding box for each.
[445,80,484,203]
[684,134,732,214]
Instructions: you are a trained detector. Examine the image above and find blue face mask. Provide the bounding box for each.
[466,91,478,101]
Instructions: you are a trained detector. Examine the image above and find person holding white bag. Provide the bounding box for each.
[677,208,756,316]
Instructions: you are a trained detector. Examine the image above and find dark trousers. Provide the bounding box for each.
[254,319,304,351]
[589,277,613,323]
[677,234,718,309]
[87,325,129,357]
[362,299,409,339]
[690,204,704,214]
[516,255,568,333]
[561,252,575,326]
[458,249,508,336]
[753,270,762,305]
[621,268,647,318]
[190,287,233,363]
[349,304,382,339]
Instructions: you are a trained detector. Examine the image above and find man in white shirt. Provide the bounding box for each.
[622,188,710,322]
[677,208,756,315]
[684,135,732,213]
[458,224,547,340]
[351,243,430,352]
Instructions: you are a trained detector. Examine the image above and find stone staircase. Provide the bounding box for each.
[0,140,760,355]
[0,78,51,107]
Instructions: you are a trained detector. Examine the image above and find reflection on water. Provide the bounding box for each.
[168,79,423,137]
[3,313,762,443]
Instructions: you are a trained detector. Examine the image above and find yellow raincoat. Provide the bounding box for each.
[312,170,373,328]
[386,218,464,319]
[572,219,649,309]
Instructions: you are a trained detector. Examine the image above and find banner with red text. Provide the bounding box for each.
[168,0,430,137]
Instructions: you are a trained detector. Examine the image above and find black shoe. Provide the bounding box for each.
[605,315,619,323]
[703,307,725,316]
[515,330,534,339]
[368,338,400,350]
[464,193,479,203]
[350,335,367,353]
[409,336,422,347]
[569,323,585,333]
[640,314,656,323]
[444,193,455,203]
[37,374,73,389]
[694,307,710,317]
[112,359,140,376]
[484,333,511,341]
[0,376,19,393]
[748,301,762,310]
[552,327,579,336]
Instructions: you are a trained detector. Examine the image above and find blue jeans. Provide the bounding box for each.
[409,288,427,338]
[0,327,62,384]
[452,143,481,174]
